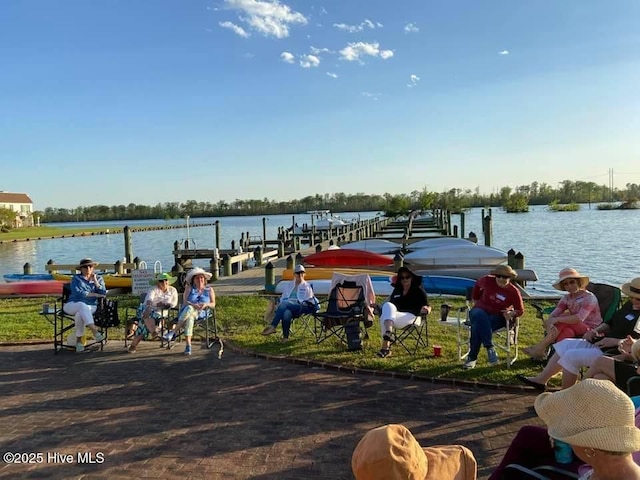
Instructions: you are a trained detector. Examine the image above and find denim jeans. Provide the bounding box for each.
[468,307,506,361]
[270,301,314,338]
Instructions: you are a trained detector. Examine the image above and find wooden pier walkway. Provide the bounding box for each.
[211,244,322,296]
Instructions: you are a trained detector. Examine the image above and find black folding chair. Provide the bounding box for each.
[312,280,369,347]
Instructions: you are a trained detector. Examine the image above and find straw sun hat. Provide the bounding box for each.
[534,378,640,453]
[490,264,517,279]
[622,278,640,300]
[184,267,212,285]
[552,267,589,291]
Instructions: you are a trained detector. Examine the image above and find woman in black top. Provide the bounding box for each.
[377,266,431,358]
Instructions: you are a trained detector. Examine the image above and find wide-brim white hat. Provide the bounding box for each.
[184,267,212,285]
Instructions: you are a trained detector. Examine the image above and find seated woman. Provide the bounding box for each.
[163,267,215,356]
[63,258,106,352]
[261,264,317,342]
[523,268,602,361]
[127,272,179,353]
[376,266,431,358]
[490,379,640,480]
[463,264,524,369]
[517,278,640,391]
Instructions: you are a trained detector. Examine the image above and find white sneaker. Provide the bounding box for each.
[462,359,477,369]
[163,331,175,342]
[76,343,85,353]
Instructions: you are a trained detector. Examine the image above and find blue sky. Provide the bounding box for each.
[1,0,639,210]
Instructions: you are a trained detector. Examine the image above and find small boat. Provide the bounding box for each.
[414,267,539,282]
[0,280,66,296]
[403,244,508,267]
[340,239,402,255]
[52,273,132,289]
[281,267,394,281]
[276,275,476,297]
[406,237,475,250]
[303,249,394,268]
[3,273,55,282]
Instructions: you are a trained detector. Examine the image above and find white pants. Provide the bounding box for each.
[63,302,97,338]
[379,302,420,338]
[554,338,603,375]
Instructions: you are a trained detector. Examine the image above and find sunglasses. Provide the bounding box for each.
[158,279,168,283]
[399,275,411,280]
[80,265,92,269]
[295,272,304,275]
[495,274,511,279]
[562,279,578,286]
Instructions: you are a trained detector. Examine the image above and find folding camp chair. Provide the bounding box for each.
[124,293,178,349]
[457,287,520,367]
[312,274,375,349]
[532,282,622,361]
[501,464,579,479]
[391,312,429,355]
[45,283,115,354]
[163,305,223,356]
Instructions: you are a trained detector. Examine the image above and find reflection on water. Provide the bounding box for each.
[1,208,638,296]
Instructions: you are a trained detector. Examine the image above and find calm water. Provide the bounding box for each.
[1,208,638,296]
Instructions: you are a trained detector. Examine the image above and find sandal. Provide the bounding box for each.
[376,349,391,358]
[382,330,394,342]
[516,374,546,391]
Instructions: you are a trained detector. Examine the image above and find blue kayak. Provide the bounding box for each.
[3,273,55,283]
[421,275,475,296]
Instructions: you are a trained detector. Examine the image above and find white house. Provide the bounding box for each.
[0,191,34,227]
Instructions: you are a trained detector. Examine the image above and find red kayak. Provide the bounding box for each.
[0,280,65,296]
[303,249,394,268]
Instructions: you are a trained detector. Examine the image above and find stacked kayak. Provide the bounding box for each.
[302,249,393,268]
[0,280,65,296]
[3,273,55,282]
[52,273,132,288]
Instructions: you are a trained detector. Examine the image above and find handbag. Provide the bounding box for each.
[94,298,120,328]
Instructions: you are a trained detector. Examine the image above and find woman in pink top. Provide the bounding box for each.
[524,268,602,361]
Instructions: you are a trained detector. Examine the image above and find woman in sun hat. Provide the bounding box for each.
[490,379,640,480]
[261,264,318,342]
[63,258,106,352]
[462,264,524,369]
[376,266,431,358]
[584,278,640,395]
[523,268,602,361]
[518,278,640,392]
[127,272,179,353]
[535,379,640,479]
[163,267,215,355]
[351,424,477,480]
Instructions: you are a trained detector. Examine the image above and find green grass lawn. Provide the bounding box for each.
[0,294,559,386]
[0,225,118,242]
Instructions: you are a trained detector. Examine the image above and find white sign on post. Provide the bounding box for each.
[131,268,156,296]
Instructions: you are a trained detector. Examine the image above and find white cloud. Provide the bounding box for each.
[219,21,251,38]
[326,72,338,78]
[310,46,332,55]
[404,23,419,33]
[333,18,382,33]
[339,42,393,62]
[299,54,320,68]
[361,91,380,101]
[280,51,295,63]
[499,50,509,55]
[408,74,420,87]
[223,0,307,39]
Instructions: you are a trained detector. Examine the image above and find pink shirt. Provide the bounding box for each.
[550,290,602,329]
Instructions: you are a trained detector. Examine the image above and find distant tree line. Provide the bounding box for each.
[35,180,640,223]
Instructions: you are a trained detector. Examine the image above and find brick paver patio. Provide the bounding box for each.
[0,340,544,479]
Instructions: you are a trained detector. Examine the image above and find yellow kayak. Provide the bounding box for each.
[281,267,394,281]
[52,273,132,289]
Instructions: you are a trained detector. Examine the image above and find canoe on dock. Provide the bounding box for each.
[3,273,55,282]
[52,273,132,289]
[302,249,394,268]
[0,280,65,296]
[281,267,394,281]
[403,244,508,267]
[340,239,402,255]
